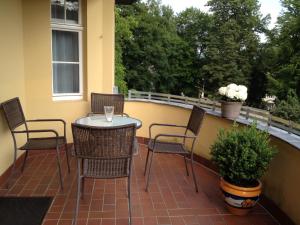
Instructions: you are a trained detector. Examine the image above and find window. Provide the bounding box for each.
[51,0,83,101]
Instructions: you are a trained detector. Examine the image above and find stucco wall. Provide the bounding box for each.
[125,101,300,225]
[0,0,115,174]
[0,0,27,174]
[22,0,115,140]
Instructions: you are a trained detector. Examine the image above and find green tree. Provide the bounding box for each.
[121,0,186,93]
[203,0,268,94]
[273,89,300,123]
[267,0,300,99]
[115,6,137,94]
[176,8,212,97]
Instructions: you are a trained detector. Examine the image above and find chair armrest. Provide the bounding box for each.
[12,129,59,137]
[149,123,187,139]
[123,113,129,117]
[26,119,66,124]
[153,133,196,142]
[26,119,66,137]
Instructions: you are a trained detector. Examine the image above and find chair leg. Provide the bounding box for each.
[144,149,150,176]
[6,148,18,189]
[81,177,85,200]
[72,159,82,225]
[21,151,29,172]
[81,159,85,199]
[56,146,64,191]
[65,144,70,173]
[128,175,132,225]
[183,155,189,176]
[145,151,154,192]
[190,156,198,192]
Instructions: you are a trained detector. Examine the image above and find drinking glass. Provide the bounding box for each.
[104,106,114,122]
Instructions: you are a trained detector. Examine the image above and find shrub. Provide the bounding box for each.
[273,89,300,123]
[211,123,277,187]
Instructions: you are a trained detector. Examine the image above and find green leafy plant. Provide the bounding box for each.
[211,123,277,187]
[272,89,300,123]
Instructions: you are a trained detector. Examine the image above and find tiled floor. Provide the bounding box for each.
[0,144,279,225]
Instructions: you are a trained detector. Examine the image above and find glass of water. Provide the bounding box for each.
[104,106,114,122]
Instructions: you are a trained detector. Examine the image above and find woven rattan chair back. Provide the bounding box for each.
[1,97,26,131]
[91,93,125,115]
[72,123,136,225]
[186,105,206,135]
[72,123,136,163]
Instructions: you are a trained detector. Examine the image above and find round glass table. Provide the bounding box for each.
[75,115,142,129]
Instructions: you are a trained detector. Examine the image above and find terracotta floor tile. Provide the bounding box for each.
[0,147,279,225]
[157,216,171,225]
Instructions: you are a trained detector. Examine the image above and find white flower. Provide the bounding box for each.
[218,83,248,101]
[237,91,247,101]
[237,85,247,94]
[227,83,239,91]
[262,95,276,103]
[226,89,237,99]
[218,87,227,96]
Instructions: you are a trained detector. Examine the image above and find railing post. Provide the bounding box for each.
[288,120,293,134]
[128,90,132,99]
[167,94,170,102]
[246,107,250,120]
[212,100,216,111]
[148,92,151,100]
[185,96,188,104]
[267,113,272,127]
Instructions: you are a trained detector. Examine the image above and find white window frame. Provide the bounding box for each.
[50,0,83,101]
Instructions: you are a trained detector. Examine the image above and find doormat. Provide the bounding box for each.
[0,196,53,225]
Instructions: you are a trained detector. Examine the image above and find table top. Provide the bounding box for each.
[75,115,142,129]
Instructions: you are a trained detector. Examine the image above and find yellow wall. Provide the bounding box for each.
[125,101,300,225]
[0,0,115,174]
[0,0,27,174]
[125,101,232,158]
[22,0,115,139]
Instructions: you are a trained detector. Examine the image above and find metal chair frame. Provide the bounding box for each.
[71,123,136,225]
[1,97,70,190]
[144,105,206,192]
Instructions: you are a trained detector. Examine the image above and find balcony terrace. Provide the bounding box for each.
[1,1,299,224]
[1,99,299,225]
[0,145,278,225]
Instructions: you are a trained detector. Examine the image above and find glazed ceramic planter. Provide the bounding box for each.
[220,101,242,120]
[220,178,262,216]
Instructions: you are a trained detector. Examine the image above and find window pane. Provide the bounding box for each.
[51,0,65,20]
[52,30,79,62]
[53,63,79,94]
[66,0,79,23]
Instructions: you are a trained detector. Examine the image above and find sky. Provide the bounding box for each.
[160,0,282,28]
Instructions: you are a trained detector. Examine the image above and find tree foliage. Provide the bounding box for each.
[115,0,300,118]
[273,89,300,123]
[266,0,300,100]
[203,0,268,93]
[115,7,137,94]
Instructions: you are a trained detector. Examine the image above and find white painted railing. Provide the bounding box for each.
[128,90,300,136]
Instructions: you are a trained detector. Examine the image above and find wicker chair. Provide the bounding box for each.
[71,123,136,225]
[144,105,206,192]
[90,93,127,116]
[1,97,70,190]
[90,92,139,155]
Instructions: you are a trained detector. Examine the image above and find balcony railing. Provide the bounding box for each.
[128,90,300,136]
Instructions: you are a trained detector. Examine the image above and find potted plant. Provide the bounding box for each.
[211,123,277,215]
[218,83,248,119]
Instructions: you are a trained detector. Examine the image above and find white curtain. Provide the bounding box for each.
[52,30,79,94]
